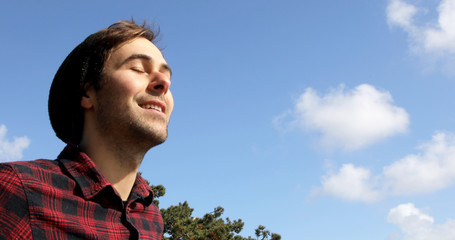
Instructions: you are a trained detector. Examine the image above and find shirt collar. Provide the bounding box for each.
[57,144,111,199]
[130,175,154,206]
[56,144,154,205]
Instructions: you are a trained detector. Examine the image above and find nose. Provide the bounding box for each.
[147,72,171,95]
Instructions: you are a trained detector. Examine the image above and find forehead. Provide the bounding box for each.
[107,37,166,66]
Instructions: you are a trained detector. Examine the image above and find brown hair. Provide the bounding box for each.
[48,20,159,144]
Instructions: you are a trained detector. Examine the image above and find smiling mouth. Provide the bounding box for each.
[140,104,163,113]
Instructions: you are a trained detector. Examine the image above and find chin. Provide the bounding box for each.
[143,130,169,148]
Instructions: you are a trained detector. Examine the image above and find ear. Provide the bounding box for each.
[81,84,95,109]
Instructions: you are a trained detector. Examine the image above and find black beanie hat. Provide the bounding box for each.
[48,34,104,144]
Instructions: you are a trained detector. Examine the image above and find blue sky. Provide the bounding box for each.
[1,0,455,239]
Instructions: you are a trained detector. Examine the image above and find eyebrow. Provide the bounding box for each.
[121,53,173,77]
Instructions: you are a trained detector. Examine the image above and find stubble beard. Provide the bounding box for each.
[95,100,170,162]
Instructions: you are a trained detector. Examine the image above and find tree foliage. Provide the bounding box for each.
[149,184,281,240]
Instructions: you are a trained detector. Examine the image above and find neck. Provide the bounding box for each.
[80,135,147,201]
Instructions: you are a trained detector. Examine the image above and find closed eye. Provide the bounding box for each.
[131,67,146,73]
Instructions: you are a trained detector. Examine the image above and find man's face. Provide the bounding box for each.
[86,37,174,148]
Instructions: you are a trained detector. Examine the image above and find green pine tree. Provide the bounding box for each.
[147,183,281,240]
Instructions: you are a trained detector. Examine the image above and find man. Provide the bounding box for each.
[0,20,173,239]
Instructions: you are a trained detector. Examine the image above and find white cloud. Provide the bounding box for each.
[314,132,455,202]
[387,0,455,60]
[383,132,455,195]
[424,0,455,53]
[387,203,455,240]
[317,164,382,203]
[0,124,30,162]
[290,84,409,151]
[386,0,418,30]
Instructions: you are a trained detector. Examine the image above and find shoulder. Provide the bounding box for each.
[0,161,34,200]
[0,162,34,238]
[1,159,60,179]
[0,159,66,196]
[0,162,23,192]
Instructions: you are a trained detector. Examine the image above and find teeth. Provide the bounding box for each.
[142,104,162,112]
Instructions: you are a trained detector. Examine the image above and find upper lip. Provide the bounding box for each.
[138,100,166,113]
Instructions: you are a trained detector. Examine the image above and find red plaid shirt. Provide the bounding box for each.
[0,144,163,239]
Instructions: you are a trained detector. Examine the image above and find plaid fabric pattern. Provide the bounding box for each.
[0,144,163,240]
